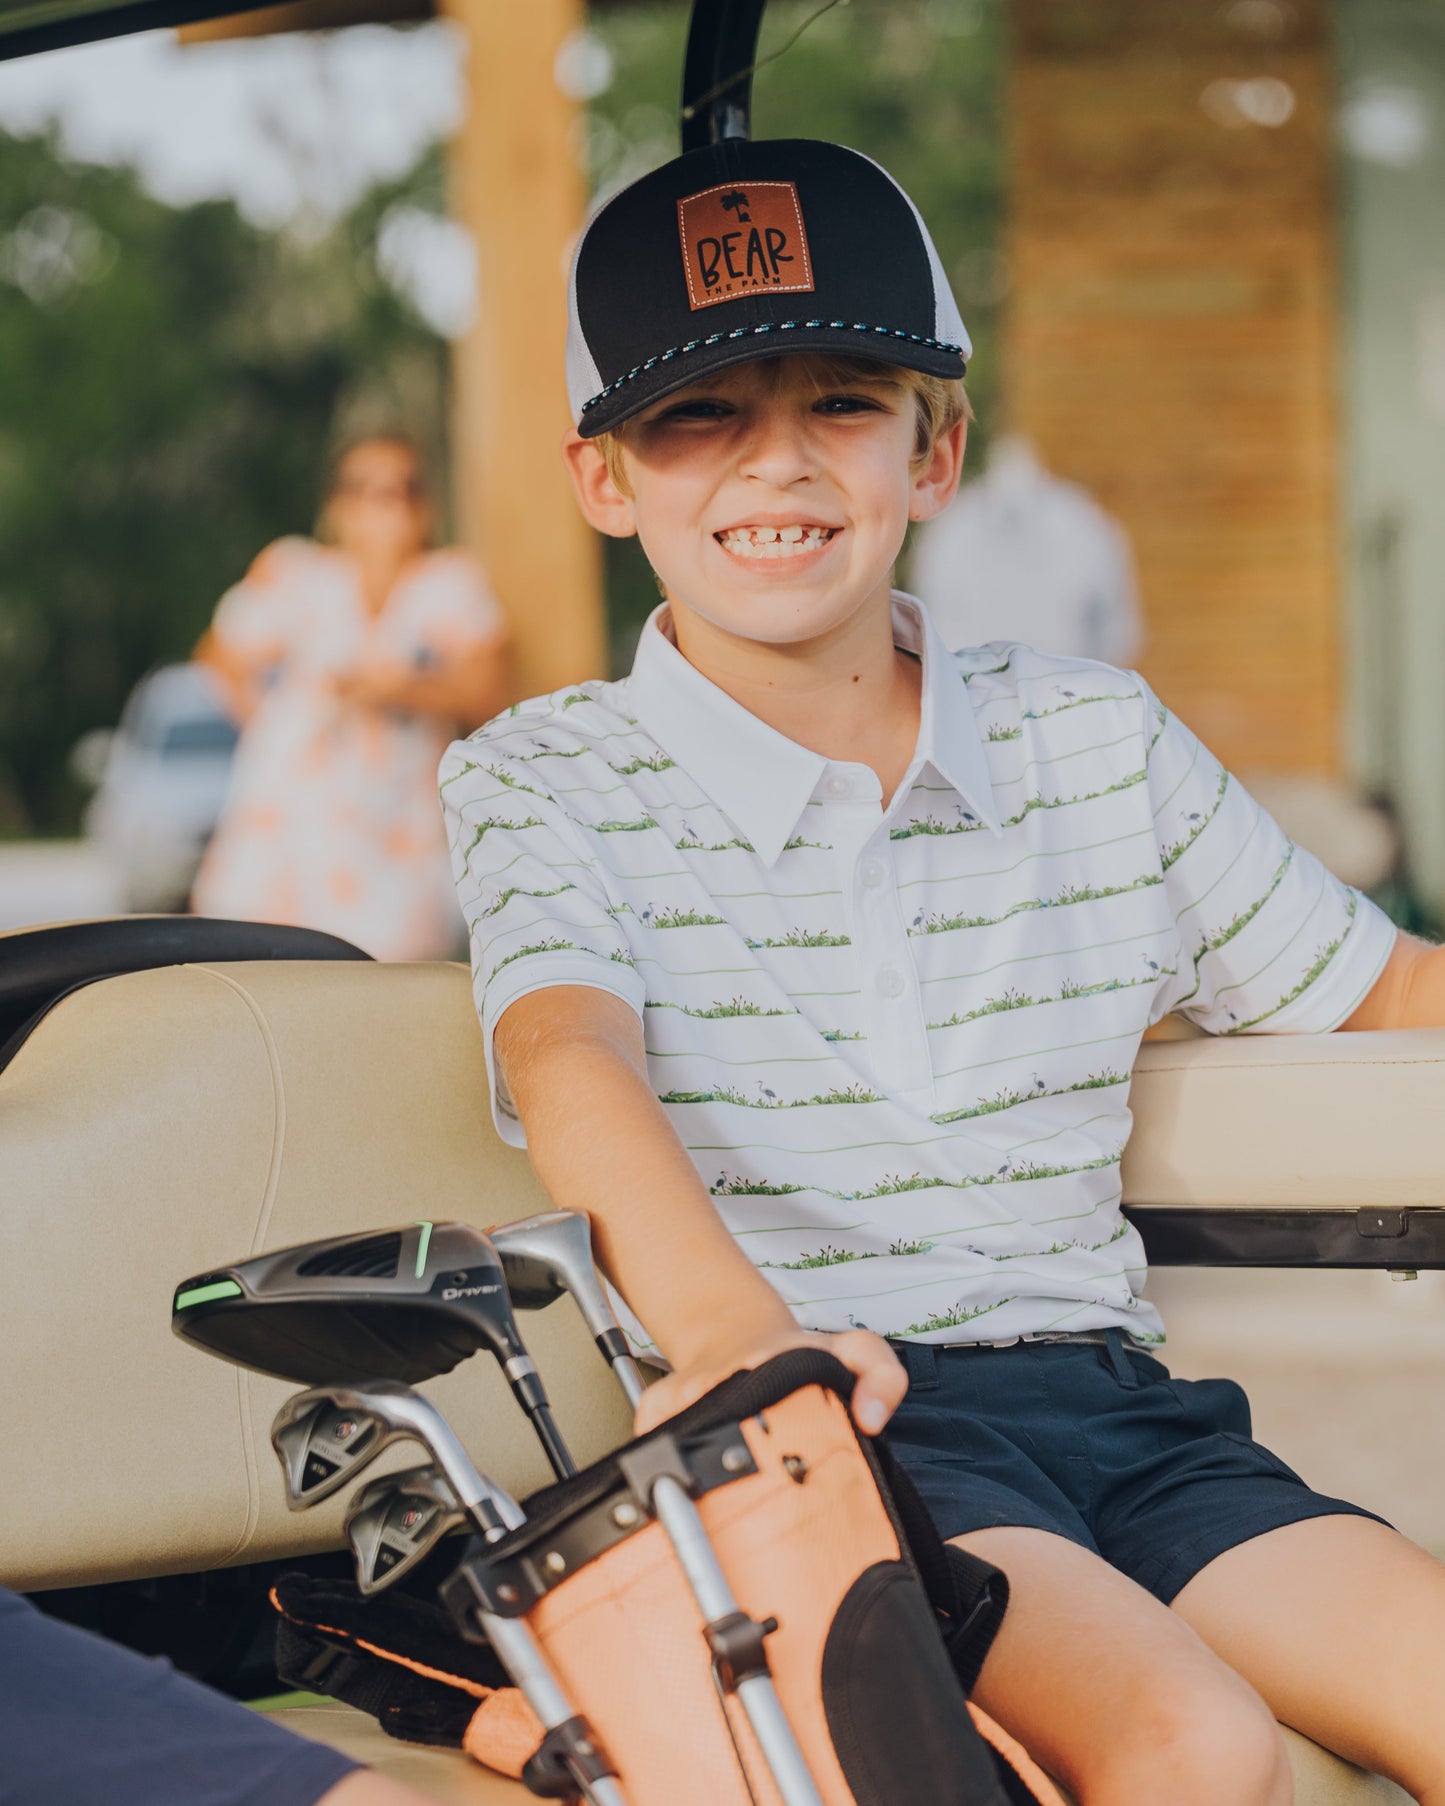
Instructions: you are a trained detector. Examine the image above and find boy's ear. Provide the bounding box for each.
[907,418,968,524]
[562,430,638,539]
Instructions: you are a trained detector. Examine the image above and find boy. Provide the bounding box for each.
[442,138,1445,1804]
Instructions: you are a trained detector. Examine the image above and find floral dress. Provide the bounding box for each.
[192,536,505,960]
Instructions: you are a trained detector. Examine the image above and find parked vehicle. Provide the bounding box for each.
[74,662,238,912]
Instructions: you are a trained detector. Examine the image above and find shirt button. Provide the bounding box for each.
[875,966,906,999]
[859,858,885,888]
[824,773,852,800]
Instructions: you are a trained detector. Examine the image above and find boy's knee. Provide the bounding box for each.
[1092,1673,1290,1806]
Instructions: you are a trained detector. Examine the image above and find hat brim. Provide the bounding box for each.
[575,322,967,438]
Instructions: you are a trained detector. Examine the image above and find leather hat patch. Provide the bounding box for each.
[677,180,815,311]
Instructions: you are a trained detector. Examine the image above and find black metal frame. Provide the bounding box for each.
[681,0,767,150]
[1127,1206,1445,1270]
[0,0,288,62]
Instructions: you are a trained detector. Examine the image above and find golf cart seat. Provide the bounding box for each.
[0,915,369,1073]
[0,952,1428,1804]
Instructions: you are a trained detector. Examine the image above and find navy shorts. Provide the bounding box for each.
[0,1585,356,1806]
[884,1331,1390,1604]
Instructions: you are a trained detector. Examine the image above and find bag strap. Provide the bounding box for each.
[869,1436,1010,1694]
[270,1573,506,1750]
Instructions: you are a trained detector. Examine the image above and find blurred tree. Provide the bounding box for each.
[0,130,450,834]
[586,0,1006,668]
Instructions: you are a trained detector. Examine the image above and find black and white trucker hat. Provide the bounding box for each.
[566,138,971,438]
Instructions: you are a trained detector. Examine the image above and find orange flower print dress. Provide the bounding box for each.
[192,537,505,960]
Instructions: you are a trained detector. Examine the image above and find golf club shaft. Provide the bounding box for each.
[610,1351,646,1412]
[528,1399,577,1479]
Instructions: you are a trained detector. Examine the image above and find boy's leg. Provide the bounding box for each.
[954,1526,1293,1806]
[1171,1513,1445,1803]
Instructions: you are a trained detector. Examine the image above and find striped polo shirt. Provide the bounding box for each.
[441,595,1394,1350]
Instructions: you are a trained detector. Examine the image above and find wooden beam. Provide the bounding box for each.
[1008,0,1340,775]
[442,0,606,700]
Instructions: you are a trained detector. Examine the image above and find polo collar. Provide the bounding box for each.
[626,594,999,867]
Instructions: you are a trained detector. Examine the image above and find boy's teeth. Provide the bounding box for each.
[717,525,835,558]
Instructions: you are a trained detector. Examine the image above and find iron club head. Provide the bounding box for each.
[345,1464,469,1593]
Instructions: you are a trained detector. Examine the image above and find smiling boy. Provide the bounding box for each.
[441,140,1445,1803]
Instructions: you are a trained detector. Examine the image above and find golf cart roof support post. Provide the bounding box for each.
[681,0,767,150]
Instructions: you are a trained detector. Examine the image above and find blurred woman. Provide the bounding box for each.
[192,434,508,959]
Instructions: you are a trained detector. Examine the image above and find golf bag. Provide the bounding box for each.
[273,1349,1063,1805]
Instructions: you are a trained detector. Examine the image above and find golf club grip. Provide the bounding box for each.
[530,1401,578,1479]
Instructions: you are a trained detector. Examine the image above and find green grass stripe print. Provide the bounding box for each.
[758,1237,936,1271]
[745,929,851,949]
[1195,847,1293,958]
[479,883,577,918]
[1222,885,1352,1032]
[927,972,1160,1032]
[610,752,676,775]
[900,1298,1015,1336]
[917,928,1161,988]
[1149,733,1203,820]
[486,935,576,977]
[1159,768,1230,870]
[463,817,545,858]
[660,1081,885,1109]
[701,1153,1118,1202]
[931,1070,1129,1124]
[936,1027,1139,1083]
[1172,798,1265,927]
[636,906,728,929]
[590,816,661,834]
[892,768,1146,841]
[910,872,1161,938]
[647,1048,841,1067]
[470,846,589,882]
[986,727,1143,783]
[645,997,794,1019]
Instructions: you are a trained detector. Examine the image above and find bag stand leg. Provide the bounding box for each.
[641,1463,824,1806]
[480,1611,629,1806]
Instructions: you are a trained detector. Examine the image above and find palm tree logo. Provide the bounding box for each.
[720,190,751,223]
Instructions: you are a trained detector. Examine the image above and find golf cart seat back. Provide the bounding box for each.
[0,959,1431,1806]
[0,915,370,1073]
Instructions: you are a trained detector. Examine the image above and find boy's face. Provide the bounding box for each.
[564,357,966,648]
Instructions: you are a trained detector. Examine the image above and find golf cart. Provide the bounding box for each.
[0,3,1439,1802]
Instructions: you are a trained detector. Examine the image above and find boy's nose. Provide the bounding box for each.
[735,414,818,487]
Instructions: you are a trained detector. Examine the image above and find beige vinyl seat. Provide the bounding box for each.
[0,954,1428,1804]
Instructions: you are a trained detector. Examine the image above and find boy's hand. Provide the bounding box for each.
[633,1325,907,1439]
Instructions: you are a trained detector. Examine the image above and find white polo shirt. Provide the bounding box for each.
[441,596,1395,1349]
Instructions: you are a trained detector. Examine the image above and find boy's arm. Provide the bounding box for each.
[494,984,906,1436]
[1342,931,1445,1030]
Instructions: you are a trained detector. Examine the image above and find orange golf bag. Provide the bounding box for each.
[274,1350,1062,1805]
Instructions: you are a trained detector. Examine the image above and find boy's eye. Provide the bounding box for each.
[814,392,886,415]
[653,398,733,423]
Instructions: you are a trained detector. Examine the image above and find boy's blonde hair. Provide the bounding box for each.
[595,356,971,496]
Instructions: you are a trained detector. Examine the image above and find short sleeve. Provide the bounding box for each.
[441,737,645,1146]
[209,537,305,664]
[1141,678,1396,1035]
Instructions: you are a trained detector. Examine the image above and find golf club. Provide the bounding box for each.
[280,1391,624,1806]
[346,1464,472,1594]
[490,1211,647,1411]
[172,1221,577,1479]
[272,1380,525,1540]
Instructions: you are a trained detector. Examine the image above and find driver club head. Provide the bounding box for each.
[346,1465,468,1593]
[172,1221,540,1391]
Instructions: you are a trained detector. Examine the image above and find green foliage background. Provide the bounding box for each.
[0,133,450,832]
[0,0,1004,833]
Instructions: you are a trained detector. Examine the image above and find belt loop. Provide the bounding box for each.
[1101,1329,1138,1388]
[890,1339,939,1392]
